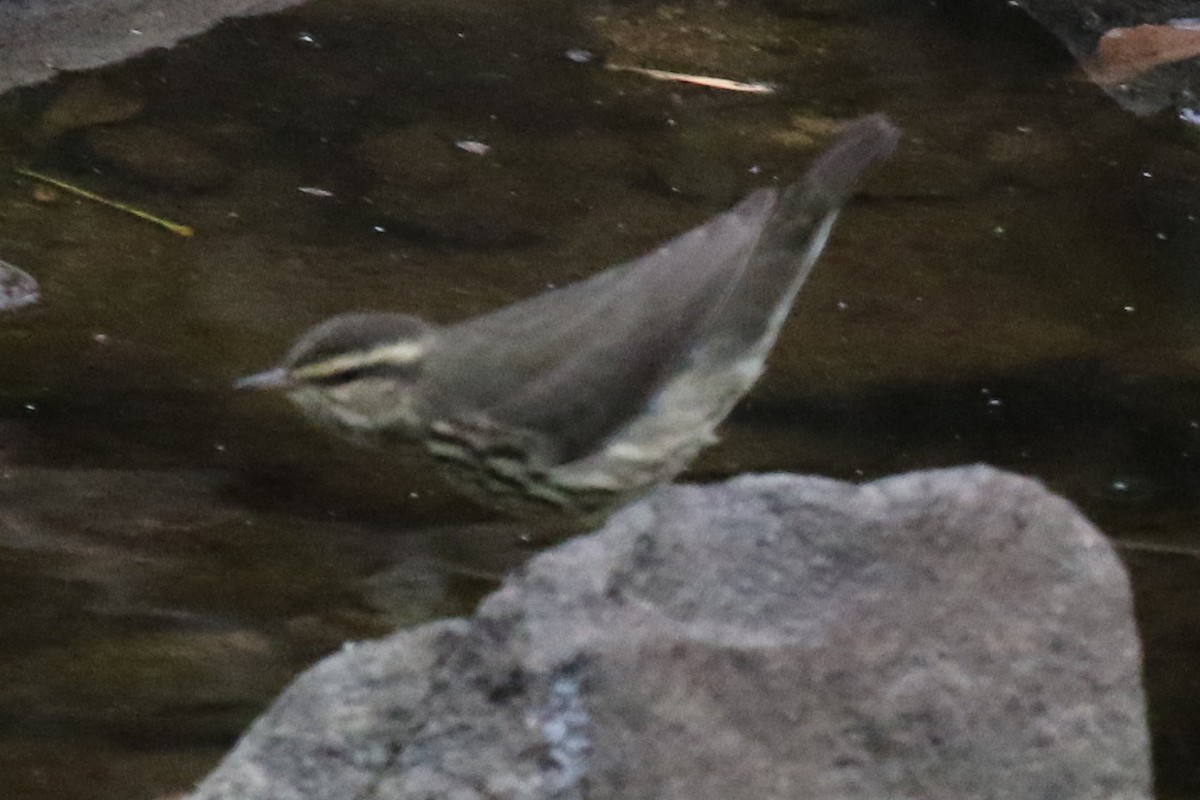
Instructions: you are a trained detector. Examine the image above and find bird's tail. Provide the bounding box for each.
[785,113,901,218]
[694,113,900,365]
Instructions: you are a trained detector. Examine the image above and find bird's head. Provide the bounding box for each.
[236,312,438,441]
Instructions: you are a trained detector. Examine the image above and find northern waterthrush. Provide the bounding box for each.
[237,114,900,519]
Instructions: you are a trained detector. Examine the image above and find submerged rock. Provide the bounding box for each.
[84,124,231,190]
[356,126,547,248]
[39,76,145,136]
[186,466,1151,800]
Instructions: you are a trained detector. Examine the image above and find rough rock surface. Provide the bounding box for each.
[0,0,303,98]
[186,466,1151,800]
[1011,0,1200,114]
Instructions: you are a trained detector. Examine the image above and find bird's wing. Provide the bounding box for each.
[424,189,780,463]
[425,114,900,466]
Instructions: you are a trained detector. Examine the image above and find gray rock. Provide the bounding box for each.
[0,259,39,311]
[187,466,1151,800]
[39,75,146,135]
[0,0,303,98]
[84,123,231,191]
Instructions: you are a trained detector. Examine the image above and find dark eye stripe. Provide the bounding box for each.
[306,362,418,387]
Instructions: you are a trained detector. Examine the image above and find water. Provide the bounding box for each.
[0,0,1197,796]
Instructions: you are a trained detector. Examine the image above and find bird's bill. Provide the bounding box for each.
[233,367,295,392]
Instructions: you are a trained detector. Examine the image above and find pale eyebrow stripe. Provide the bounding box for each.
[292,340,426,380]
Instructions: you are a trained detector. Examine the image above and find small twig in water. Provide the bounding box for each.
[14,166,195,238]
[605,63,776,94]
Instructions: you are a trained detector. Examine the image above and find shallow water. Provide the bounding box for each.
[0,0,1197,796]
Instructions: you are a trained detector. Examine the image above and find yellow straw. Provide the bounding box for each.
[14,166,195,238]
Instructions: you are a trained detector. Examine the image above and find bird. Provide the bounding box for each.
[236,113,900,520]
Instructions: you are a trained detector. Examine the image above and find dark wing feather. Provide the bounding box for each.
[423,189,780,462]
[422,114,900,465]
